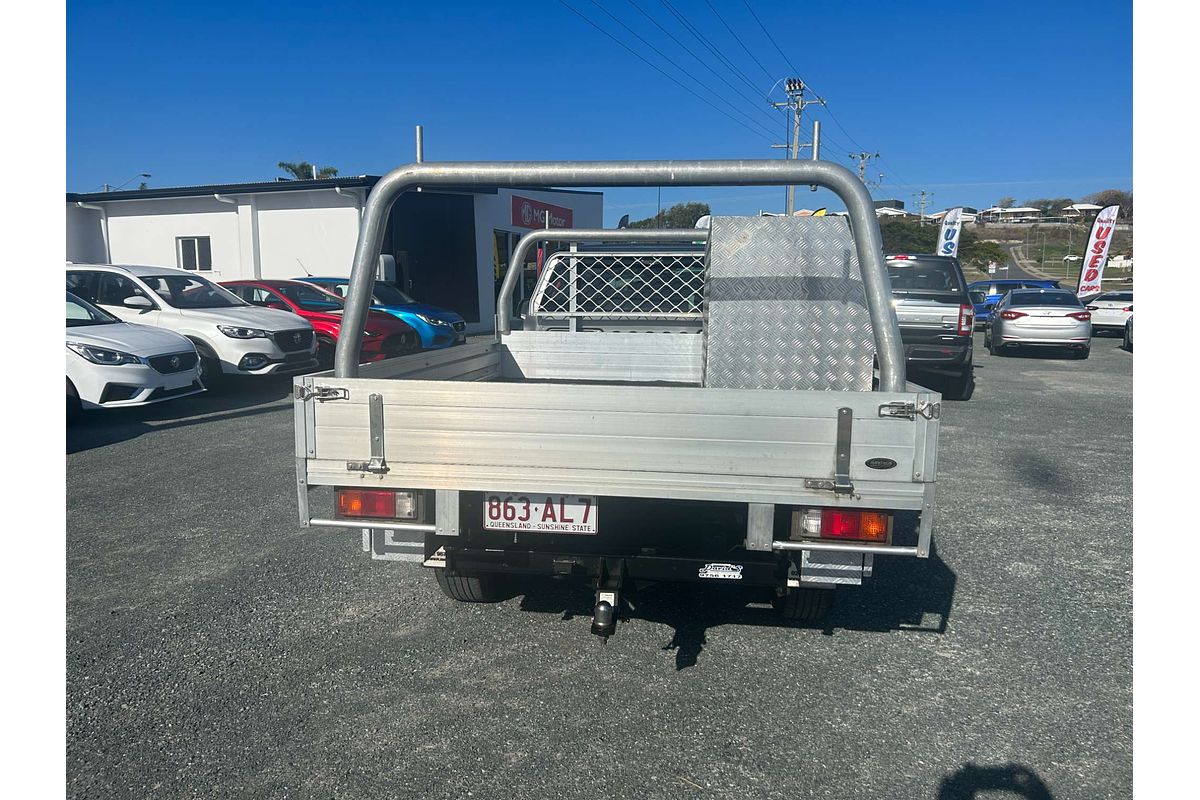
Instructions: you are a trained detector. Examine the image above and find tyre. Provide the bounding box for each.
[1074,346,1090,360]
[66,379,82,425]
[987,334,1002,356]
[316,336,336,370]
[1123,324,1132,351]
[943,368,975,401]
[433,568,508,603]
[773,586,834,621]
[198,356,223,385]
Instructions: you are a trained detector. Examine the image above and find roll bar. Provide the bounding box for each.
[335,160,906,391]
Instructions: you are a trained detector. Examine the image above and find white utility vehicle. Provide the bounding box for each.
[66,292,204,418]
[65,264,318,381]
[293,160,941,639]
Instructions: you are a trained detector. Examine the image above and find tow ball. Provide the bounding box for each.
[591,590,619,641]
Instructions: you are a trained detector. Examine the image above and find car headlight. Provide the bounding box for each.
[412,313,448,327]
[217,325,270,339]
[66,342,143,366]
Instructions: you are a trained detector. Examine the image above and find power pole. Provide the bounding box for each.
[771,78,825,214]
[849,152,880,183]
[912,190,934,226]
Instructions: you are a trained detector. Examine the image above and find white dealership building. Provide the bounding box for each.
[66,177,604,333]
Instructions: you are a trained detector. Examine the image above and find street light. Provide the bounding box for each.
[103,173,151,192]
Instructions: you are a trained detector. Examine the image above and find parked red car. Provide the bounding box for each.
[221,279,420,368]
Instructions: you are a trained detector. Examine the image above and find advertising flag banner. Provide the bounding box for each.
[936,207,964,258]
[1076,205,1121,297]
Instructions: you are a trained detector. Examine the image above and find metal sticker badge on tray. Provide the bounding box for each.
[483,494,598,534]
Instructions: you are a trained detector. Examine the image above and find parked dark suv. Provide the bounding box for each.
[885,253,975,400]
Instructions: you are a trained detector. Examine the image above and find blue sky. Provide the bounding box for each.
[67,0,1132,223]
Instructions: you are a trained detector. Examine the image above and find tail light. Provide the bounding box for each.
[957,304,974,336]
[335,488,419,520]
[793,508,891,543]
[1067,311,1091,321]
[1123,305,1133,312]
[999,310,1027,320]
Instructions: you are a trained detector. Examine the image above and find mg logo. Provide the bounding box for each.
[520,201,535,226]
[169,355,181,370]
[292,332,302,344]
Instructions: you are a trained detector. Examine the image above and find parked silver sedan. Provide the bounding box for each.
[984,288,1093,359]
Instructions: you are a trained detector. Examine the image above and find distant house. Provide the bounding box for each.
[977,206,1043,223]
[927,207,979,223]
[1062,203,1103,221]
[873,199,905,211]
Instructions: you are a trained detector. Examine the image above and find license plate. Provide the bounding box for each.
[482,494,598,534]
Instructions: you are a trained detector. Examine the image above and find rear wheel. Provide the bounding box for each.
[943,368,975,401]
[1074,346,1091,360]
[773,586,834,621]
[1123,324,1132,351]
[433,568,508,603]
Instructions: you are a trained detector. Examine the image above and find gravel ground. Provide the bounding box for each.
[66,332,1132,800]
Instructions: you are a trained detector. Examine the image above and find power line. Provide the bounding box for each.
[622,0,786,130]
[702,0,775,84]
[741,1,805,82]
[658,0,767,101]
[557,0,777,144]
[582,0,780,140]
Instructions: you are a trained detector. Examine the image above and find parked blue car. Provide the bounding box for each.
[968,278,1062,329]
[296,277,467,349]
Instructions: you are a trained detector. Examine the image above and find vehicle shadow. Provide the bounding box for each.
[1004,449,1078,495]
[515,541,957,670]
[936,762,1055,799]
[66,376,296,454]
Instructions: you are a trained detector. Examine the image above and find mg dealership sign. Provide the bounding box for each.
[1076,204,1121,297]
[512,195,574,229]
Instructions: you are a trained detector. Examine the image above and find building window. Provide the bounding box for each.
[176,236,213,271]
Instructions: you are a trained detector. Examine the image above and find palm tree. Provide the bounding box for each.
[277,161,339,181]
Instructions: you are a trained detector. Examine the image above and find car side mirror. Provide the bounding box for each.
[123,296,153,310]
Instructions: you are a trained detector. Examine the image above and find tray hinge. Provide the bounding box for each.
[804,406,854,495]
[878,400,940,420]
[347,393,390,474]
[296,385,349,402]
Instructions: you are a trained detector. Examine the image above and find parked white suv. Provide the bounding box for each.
[66,264,318,380]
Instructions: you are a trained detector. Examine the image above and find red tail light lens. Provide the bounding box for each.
[957,304,974,336]
[336,488,397,519]
[1067,311,1091,321]
[999,310,1027,320]
[1123,305,1133,312]
[819,509,890,543]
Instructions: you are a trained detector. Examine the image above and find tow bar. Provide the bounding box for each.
[590,558,624,642]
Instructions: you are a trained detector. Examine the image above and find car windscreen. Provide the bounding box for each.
[142,275,246,308]
[886,258,965,297]
[275,283,344,313]
[1008,291,1083,307]
[371,282,417,306]
[1094,292,1132,302]
[66,292,119,326]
